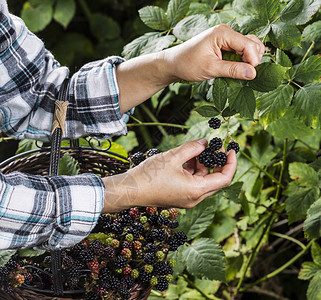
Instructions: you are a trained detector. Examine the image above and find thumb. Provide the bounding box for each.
[173,139,207,164]
[214,60,256,80]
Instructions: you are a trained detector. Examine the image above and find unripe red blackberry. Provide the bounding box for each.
[168,208,179,220]
[15,274,25,284]
[89,240,105,256]
[96,286,107,297]
[133,241,142,250]
[112,239,120,248]
[88,260,99,271]
[123,266,132,275]
[129,207,140,218]
[146,207,157,214]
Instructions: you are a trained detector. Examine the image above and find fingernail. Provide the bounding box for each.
[195,138,207,146]
[244,68,254,79]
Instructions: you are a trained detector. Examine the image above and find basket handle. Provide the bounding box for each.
[49,78,69,297]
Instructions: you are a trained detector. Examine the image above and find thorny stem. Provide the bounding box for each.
[239,240,314,292]
[140,104,168,137]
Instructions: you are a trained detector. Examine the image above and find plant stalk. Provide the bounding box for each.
[269,231,306,250]
[127,122,189,129]
[240,239,314,292]
[77,0,92,19]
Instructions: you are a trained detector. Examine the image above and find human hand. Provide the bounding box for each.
[161,24,265,82]
[101,139,237,212]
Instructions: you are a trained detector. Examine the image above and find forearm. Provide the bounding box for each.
[116,51,175,114]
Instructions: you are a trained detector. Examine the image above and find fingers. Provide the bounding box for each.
[184,157,196,174]
[172,138,208,165]
[213,60,256,80]
[202,150,237,191]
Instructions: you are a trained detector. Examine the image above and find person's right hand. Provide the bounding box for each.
[101,139,237,213]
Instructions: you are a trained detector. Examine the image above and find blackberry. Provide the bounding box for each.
[169,220,179,229]
[147,215,158,226]
[71,243,85,258]
[89,240,105,256]
[0,266,9,281]
[122,215,134,226]
[118,285,131,300]
[216,152,227,167]
[198,148,214,165]
[85,291,99,300]
[133,222,144,234]
[122,241,133,250]
[66,276,79,288]
[151,229,166,241]
[24,272,33,285]
[140,272,152,283]
[119,209,130,217]
[157,215,169,226]
[126,228,139,239]
[227,141,240,153]
[146,243,158,253]
[146,148,161,157]
[209,137,223,151]
[5,259,18,271]
[67,266,81,278]
[122,275,135,289]
[144,253,156,264]
[168,232,187,251]
[155,276,169,291]
[154,261,171,276]
[62,255,74,268]
[130,152,145,166]
[114,256,127,268]
[208,117,221,129]
[112,223,124,234]
[204,154,216,168]
[109,276,121,289]
[104,246,116,259]
[78,249,94,263]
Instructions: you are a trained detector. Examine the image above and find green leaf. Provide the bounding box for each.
[307,271,321,300]
[251,25,271,39]
[233,0,254,16]
[173,15,209,41]
[18,248,46,257]
[187,3,212,18]
[209,78,228,111]
[249,62,287,92]
[302,21,321,43]
[252,0,280,23]
[312,242,321,267]
[53,0,75,28]
[59,153,80,176]
[289,162,319,187]
[285,183,320,223]
[304,198,321,238]
[138,6,169,31]
[183,238,226,281]
[167,246,186,279]
[239,18,268,35]
[292,82,321,128]
[140,35,175,55]
[0,250,16,266]
[269,22,301,50]
[257,84,293,124]
[177,199,217,240]
[115,131,138,152]
[276,49,292,67]
[280,0,321,25]
[89,13,120,41]
[21,1,53,32]
[294,55,321,84]
[228,86,256,119]
[167,0,191,27]
[122,32,161,59]
[195,105,220,117]
[299,262,321,280]
[191,80,210,98]
[266,111,314,140]
[16,139,42,154]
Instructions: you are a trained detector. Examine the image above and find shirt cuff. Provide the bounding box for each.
[41,173,104,250]
[65,56,134,140]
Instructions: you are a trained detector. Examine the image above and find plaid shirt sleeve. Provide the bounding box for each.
[0,4,132,249]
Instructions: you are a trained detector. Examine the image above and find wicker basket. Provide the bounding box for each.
[0,146,155,300]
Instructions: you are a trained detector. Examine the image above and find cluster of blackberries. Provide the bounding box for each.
[198,118,239,168]
[129,148,161,166]
[1,207,185,300]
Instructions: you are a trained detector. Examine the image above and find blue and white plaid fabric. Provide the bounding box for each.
[0,1,131,249]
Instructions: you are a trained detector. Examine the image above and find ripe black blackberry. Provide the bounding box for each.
[112,223,124,234]
[154,261,171,276]
[146,148,161,157]
[151,229,166,241]
[157,215,169,226]
[198,148,213,165]
[67,266,81,278]
[130,152,145,166]
[78,249,94,263]
[144,253,156,264]
[109,276,121,289]
[203,154,216,168]
[147,215,158,226]
[24,272,33,285]
[216,152,227,167]
[5,259,18,271]
[208,117,221,129]
[227,141,240,153]
[89,240,105,256]
[209,137,223,151]
[126,228,139,239]
[122,275,135,289]
[62,255,74,268]
[140,272,152,283]
[0,266,9,282]
[66,276,79,288]
[114,256,127,268]
[70,243,85,258]
[146,243,158,253]
[168,232,187,250]
[155,276,169,291]
[169,220,179,229]
[133,222,144,234]
[121,215,134,226]
[118,285,131,300]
